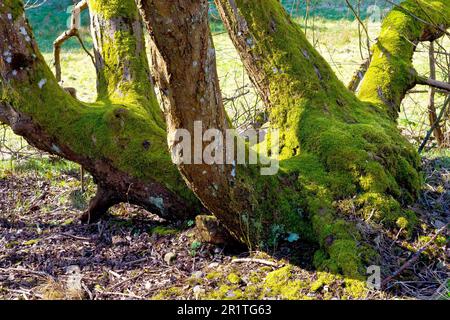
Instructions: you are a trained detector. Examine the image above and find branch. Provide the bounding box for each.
[417,76,450,92]
[344,0,371,60]
[383,0,450,39]
[358,0,450,119]
[24,0,49,10]
[418,95,450,154]
[53,0,89,82]
[231,258,279,267]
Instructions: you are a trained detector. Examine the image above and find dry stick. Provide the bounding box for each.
[417,77,450,92]
[427,42,445,146]
[304,0,310,37]
[98,291,145,299]
[418,95,450,154]
[122,257,149,266]
[408,89,449,94]
[356,0,364,61]
[381,224,448,289]
[344,0,371,60]
[58,232,91,241]
[348,59,370,92]
[81,281,93,300]
[53,0,89,83]
[0,267,53,279]
[109,272,145,291]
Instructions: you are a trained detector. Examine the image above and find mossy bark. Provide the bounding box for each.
[0,0,200,221]
[357,0,450,119]
[139,0,449,278]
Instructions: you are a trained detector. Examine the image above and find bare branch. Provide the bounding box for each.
[418,95,450,154]
[417,76,450,92]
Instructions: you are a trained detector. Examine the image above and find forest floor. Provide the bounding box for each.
[0,155,448,300]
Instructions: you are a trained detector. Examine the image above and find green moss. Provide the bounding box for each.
[227,273,241,285]
[310,272,335,292]
[417,235,447,257]
[206,271,222,281]
[205,285,244,300]
[358,0,450,118]
[435,236,447,247]
[248,271,262,284]
[396,217,409,229]
[23,239,41,246]
[342,278,368,299]
[4,0,23,20]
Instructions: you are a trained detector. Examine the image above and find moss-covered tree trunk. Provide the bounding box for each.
[138,0,450,278]
[0,0,200,222]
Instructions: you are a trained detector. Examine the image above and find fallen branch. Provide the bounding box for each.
[58,232,91,241]
[109,272,145,291]
[381,224,448,289]
[98,291,145,299]
[122,257,149,266]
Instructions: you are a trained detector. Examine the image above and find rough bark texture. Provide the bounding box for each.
[137,0,269,245]
[139,0,450,279]
[0,0,200,222]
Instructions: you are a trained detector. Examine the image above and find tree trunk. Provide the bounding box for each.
[139,0,450,277]
[357,0,450,119]
[0,0,200,222]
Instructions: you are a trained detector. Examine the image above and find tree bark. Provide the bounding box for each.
[0,0,200,222]
[138,0,450,277]
[426,42,445,147]
[2,0,449,280]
